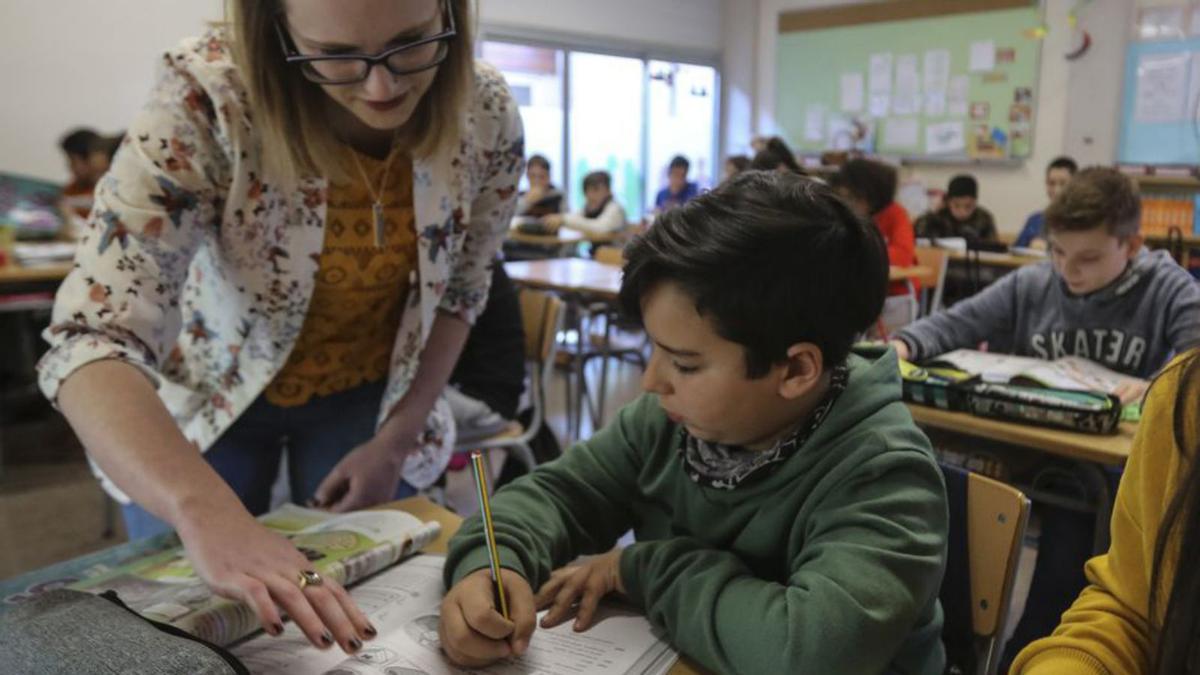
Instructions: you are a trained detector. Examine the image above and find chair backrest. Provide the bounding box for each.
[939,462,1030,675]
[594,245,625,267]
[914,246,950,315]
[519,289,564,365]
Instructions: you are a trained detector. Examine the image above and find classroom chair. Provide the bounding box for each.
[939,462,1031,675]
[581,246,647,426]
[452,289,564,492]
[914,246,950,316]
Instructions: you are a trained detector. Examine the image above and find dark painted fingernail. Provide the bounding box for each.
[364,624,378,637]
[320,630,334,646]
[271,622,284,636]
[349,637,363,651]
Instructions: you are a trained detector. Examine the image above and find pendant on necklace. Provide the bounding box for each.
[372,201,385,247]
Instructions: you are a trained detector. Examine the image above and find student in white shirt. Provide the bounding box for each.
[542,170,627,236]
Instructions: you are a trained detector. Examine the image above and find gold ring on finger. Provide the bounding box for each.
[297,569,324,590]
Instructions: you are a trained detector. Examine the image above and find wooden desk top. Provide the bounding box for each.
[890,265,932,282]
[0,261,72,285]
[945,249,1046,270]
[506,227,586,247]
[906,404,1135,466]
[504,257,622,301]
[387,497,702,675]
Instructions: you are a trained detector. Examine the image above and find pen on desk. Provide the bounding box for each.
[470,450,509,620]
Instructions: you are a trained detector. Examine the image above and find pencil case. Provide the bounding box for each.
[963,383,1123,435]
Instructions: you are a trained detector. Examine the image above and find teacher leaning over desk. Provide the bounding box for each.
[36,0,522,656]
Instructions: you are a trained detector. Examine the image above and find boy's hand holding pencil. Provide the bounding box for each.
[439,567,536,668]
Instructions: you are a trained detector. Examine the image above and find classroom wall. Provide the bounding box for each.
[1,0,722,185]
[744,0,1130,236]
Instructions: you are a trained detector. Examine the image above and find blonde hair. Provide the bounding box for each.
[227,0,474,185]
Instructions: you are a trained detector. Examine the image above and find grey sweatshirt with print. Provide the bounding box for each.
[895,249,1200,378]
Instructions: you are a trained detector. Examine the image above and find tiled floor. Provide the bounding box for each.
[0,349,1037,650]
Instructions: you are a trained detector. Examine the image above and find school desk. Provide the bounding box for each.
[945,249,1045,271]
[0,497,705,675]
[505,226,586,257]
[906,403,1135,552]
[0,260,71,287]
[504,258,621,440]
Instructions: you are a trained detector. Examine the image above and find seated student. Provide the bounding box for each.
[515,154,564,218]
[58,127,110,219]
[750,136,805,174]
[913,174,998,242]
[447,262,525,444]
[891,168,1200,667]
[1015,156,1078,250]
[654,155,699,211]
[831,158,918,299]
[438,171,949,674]
[542,170,626,236]
[722,154,750,182]
[892,167,1200,398]
[1009,350,1198,674]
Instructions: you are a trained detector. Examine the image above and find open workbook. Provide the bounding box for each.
[66,504,441,647]
[917,349,1143,395]
[233,555,679,675]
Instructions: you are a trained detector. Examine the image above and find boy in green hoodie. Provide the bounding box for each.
[438,171,949,674]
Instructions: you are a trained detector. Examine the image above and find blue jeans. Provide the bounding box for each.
[122,380,416,540]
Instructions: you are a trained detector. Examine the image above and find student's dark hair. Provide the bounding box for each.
[91,132,124,164]
[60,128,101,159]
[1047,155,1078,175]
[669,155,690,173]
[527,154,550,172]
[1149,350,1200,674]
[750,137,805,175]
[582,170,611,191]
[830,158,898,215]
[725,155,751,174]
[1044,167,1141,239]
[619,170,887,375]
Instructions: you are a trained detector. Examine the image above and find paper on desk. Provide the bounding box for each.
[234,555,678,675]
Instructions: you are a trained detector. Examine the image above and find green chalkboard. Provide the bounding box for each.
[775,5,1042,160]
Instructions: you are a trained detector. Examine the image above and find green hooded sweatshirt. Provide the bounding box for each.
[446,350,948,675]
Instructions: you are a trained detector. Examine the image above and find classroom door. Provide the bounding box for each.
[567,52,647,221]
[480,41,566,193]
[645,61,719,209]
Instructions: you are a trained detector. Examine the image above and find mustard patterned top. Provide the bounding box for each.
[266,151,418,407]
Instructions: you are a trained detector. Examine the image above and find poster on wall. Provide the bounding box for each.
[1134,51,1189,123]
[840,72,865,112]
[948,75,970,117]
[925,121,965,154]
[893,54,922,115]
[883,117,920,148]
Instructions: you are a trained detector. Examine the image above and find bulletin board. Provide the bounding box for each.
[774,2,1043,161]
[1119,37,1200,165]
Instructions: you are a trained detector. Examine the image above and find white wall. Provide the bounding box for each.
[0,1,223,182]
[745,0,1131,235]
[478,0,722,60]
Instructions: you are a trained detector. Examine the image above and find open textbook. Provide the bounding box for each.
[67,504,441,647]
[919,349,1142,394]
[234,555,679,675]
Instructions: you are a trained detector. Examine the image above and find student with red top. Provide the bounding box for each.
[831,159,918,298]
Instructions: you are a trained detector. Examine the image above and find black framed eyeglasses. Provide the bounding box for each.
[275,1,456,85]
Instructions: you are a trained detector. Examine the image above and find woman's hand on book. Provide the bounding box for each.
[176,504,376,653]
[440,568,537,667]
[535,548,625,632]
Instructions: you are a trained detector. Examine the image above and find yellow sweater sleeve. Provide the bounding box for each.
[1010,357,1190,675]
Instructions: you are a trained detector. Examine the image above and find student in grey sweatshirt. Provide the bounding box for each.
[894,169,1200,399]
[894,166,1200,670]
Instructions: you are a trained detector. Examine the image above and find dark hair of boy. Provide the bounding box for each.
[946,174,977,199]
[1047,155,1078,175]
[669,155,690,173]
[92,132,124,164]
[60,128,101,159]
[830,159,898,215]
[582,170,611,191]
[619,170,887,375]
[750,137,806,175]
[1044,167,1141,240]
[726,155,751,172]
[527,154,550,172]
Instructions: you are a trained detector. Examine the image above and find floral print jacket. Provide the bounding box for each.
[37,31,524,500]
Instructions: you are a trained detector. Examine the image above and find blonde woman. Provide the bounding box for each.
[39,0,522,654]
